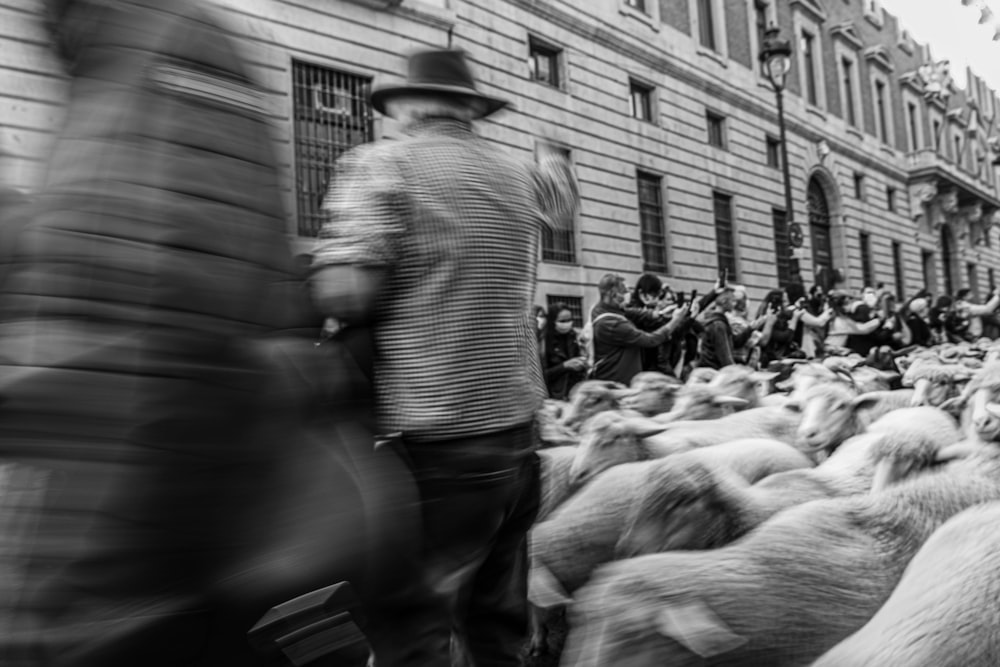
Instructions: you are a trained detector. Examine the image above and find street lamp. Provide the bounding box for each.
[758,25,803,288]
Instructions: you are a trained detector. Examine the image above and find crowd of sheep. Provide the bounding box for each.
[523,340,1000,666]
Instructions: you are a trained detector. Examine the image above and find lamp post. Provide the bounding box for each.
[758,25,802,288]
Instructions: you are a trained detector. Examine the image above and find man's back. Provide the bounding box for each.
[321,119,546,440]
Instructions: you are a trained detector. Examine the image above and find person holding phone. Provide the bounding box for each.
[544,302,587,400]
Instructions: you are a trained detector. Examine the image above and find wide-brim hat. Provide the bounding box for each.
[371,49,510,119]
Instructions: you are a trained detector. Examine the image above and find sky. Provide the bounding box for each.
[880,0,1000,94]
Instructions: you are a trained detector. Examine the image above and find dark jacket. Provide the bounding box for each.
[591,302,675,385]
[906,314,934,347]
[697,311,735,370]
[545,330,585,400]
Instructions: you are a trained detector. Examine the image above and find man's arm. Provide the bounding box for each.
[310,146,406,325]
[532,142,580,231]
[598,308,688,348]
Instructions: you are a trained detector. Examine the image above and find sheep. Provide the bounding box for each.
[685,367,718,384]
[560,432,997,667]
[812,501,1000,667]
[537,399,578,446]
[651,383,751,424]
[536,445,581,522]
[618,371,683,417]
[943,361,1000,445]
[558,379,629,430]
[616,407,962,558]
[903,360,973,409]
[568,406,802,486]
[529,437,812,603]
[789,382,928,456]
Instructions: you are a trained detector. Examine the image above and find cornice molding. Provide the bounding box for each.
[830,21,864,51]
[790,0,828,23]
[864,45,894,73]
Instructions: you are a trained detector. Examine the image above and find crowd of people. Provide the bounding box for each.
[538,272,1000,398]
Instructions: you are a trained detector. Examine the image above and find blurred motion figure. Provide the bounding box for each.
[0,1,420,665]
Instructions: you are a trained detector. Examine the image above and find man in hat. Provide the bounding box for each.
[311,49,579,666]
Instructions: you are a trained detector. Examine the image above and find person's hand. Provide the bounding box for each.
[564,357,587,372]
[765,307,779,325]
[670,303,691,324]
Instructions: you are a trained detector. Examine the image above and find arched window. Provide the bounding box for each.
[807,177,832,285]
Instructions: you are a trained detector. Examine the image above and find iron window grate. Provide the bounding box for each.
[292,61,374,237]
[637,172,668,273]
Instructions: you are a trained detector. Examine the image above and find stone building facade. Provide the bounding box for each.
[2,0,999,322]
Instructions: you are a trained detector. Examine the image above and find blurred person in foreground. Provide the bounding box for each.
[311,48,580,666]
[0,1,419,665]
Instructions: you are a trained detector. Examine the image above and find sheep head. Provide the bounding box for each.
[568,411,668,486]
[659,385,750,423]
[904,362,972,408]
[707,365,775,406]
[616,458,733,558]
[621,372,682,417]
[959,362,1000,443]
[560,380,629,429]
[788,383,874,454]
[686,367,719,385]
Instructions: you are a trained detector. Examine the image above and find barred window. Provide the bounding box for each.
[637,171,668,273]
[546,295,584,329]
[706,110,726,149]
[860,232,874,288]
[892,241,905,300]
[293,61,374,237]
[772,209,792,288]
[712,191,737,279]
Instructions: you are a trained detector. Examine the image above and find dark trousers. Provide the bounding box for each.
[367,422,540,667]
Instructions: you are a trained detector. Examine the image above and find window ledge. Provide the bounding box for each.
[846,126,864,141]
[619,3,661,31]
[805,104,827,122]
[879,144,896,158]
[697,47,728,68]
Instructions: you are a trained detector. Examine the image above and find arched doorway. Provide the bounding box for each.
[941,224,955,296]
[807,177,833,290]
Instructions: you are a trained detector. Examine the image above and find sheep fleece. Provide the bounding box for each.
[563,462,1000,667]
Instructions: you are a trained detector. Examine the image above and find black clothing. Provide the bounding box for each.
[544,330,585,400]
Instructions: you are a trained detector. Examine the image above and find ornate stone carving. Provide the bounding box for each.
[918,59,954,102]
[937,188,959,215]
[909,181,937,222]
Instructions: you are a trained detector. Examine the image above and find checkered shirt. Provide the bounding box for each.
[314,118,579,441]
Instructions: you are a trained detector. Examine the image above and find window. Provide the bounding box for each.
[706,110,726,149]
[874,80,889,143]
[968,263,980,301]
[625,0,648,13]
[922,250,936,293]
[293,62,374,237]
[892,241,905,300]
[540,145,576,263]
[529,37,562,88]
[637,172,668,273]
[801,31,818,106]
[772,209,792,288]
[859,232,874,288]
[629,79,655,122]
[755,1,769,75]
[712,192,738,279]
[697,0,717,50]
[765,135,781,169]
[906,101,921,152]
[842,58,857,126]
[886,186,896,212]
[546,295,584,329]
[853,172,865,201]
[989,268,996,292]
[954,133,963,168]
[932,119,942,150]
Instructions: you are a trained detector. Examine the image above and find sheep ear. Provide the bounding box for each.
[654,599,746,658]
[783,400,802,413]
[622,417,670,439]
[774,378,794,392]
[527,564,571,609]
[850,394,881,412]
[711,396,750,408]
[750,371,779,384]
